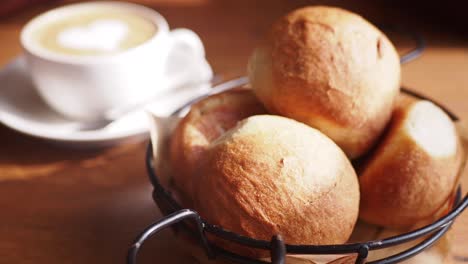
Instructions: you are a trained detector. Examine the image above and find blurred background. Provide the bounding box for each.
[0,0,467,76]
[2,0,467,33]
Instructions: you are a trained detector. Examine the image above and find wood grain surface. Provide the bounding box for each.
[0,0,466,263]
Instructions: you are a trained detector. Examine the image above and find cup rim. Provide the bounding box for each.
[20,1,169,65]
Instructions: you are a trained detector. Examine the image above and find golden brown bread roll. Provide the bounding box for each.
[248,6,400,158]
[359,98,463,228]
[170,88,266,205]
[193,115,360,257]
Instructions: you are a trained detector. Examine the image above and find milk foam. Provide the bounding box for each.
[57,19,129,52]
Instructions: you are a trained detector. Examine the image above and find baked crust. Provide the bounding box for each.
[359,97,463,228]
[193,115,360,257]
[169,88,267,205]
[248,6,401,158]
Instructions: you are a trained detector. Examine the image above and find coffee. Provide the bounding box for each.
[22,2,208,121]
[32,8,157,56]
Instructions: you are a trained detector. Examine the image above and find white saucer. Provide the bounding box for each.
[0,56,212,148]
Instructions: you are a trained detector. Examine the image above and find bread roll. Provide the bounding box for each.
[193,115,360,257]
[248,6,400,158]
[359,98,463,228]
[170,89,266,205]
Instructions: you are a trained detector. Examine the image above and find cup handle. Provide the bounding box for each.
[164,28,212,88]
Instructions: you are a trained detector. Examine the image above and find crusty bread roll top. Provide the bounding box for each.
[170,89,267,205]
[248,6,401,158]
[193,115,360,257]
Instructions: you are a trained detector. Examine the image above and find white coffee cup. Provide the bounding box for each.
[20,1,210,121]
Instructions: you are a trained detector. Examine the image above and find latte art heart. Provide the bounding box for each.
[32,9,157,56]
[57,20,129,52]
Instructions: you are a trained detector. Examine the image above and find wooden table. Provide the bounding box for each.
[0,1,466,263]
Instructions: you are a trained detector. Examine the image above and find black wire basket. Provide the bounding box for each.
[127,31,468,264]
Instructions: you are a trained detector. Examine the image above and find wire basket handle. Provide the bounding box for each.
[378,25,426,65]
[397,29,425,64]
[127,208,290,264]
[127,209,214,264]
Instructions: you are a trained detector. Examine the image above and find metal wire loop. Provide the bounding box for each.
[271,235,286,264]
[127,209,214,264]
[375,24,426,64]
[394,28,426,64]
